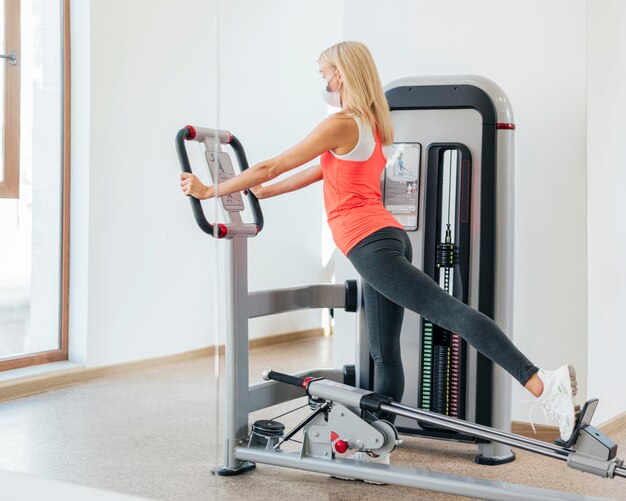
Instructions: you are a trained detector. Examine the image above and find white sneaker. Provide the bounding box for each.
[332,451,390,484]
[535,364,578,441]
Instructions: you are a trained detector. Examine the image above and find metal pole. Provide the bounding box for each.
[222,237,237,468]
[390,401,570,455]
[380,403,570,462]
[218,236,254,473]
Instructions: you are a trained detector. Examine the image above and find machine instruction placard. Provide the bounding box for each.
[206,151,245,211]
[383,142,421,230]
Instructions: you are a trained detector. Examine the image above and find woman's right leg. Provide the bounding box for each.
[348,227,538,387]
[348,226,577,441]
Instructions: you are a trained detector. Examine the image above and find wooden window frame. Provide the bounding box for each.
[0,0,70,371]
[0,0,20,198]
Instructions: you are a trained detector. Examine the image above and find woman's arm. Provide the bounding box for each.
[180,115,355,200]
[252,164,323,199]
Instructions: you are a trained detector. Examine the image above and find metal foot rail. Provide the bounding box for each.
[264,369,626,480]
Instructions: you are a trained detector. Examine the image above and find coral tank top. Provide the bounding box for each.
[320,125,404,256]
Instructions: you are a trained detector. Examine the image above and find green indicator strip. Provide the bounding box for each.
[420,320,435,410]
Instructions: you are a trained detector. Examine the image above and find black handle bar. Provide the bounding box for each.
[262,369,308,389]
[175,126,264,237]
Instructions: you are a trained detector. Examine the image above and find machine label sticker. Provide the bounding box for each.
[383,142,421,230]
[206,151,245,211]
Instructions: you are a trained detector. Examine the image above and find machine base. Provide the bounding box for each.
[212,461,256,476]
[236,447,610,501]
[475,451,516,466]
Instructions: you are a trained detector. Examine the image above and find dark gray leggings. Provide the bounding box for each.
[347,226,538,405]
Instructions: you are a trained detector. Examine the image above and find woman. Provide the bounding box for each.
[180,41,577,453]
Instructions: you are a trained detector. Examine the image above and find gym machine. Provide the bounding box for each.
[336,76,518,463]
[175,91,625,501]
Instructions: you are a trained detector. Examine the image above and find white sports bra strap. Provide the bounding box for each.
[330,117,376,162]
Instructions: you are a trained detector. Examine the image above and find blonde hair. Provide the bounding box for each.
[318,41,394,145]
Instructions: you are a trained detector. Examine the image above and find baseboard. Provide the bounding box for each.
[598,410,626,436]
[512,410,626,443]
[0,328,325,403]
[249,328,324,349]
[512,421,560,442]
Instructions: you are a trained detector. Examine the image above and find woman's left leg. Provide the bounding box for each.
[362,280,405,405]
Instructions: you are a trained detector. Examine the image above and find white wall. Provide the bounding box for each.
[342,0,589,422]
[69,0,343,367]
[587,0,626,424]
[219,1,343,338]
[68,0,624,425]
[73,0,218,366]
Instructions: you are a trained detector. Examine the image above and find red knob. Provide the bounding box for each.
[334,439,348,454]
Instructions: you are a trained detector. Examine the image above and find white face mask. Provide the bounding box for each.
[321,71,342,108]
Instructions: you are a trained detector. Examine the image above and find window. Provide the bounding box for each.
[0,0,19,198]
[0,0,69,371]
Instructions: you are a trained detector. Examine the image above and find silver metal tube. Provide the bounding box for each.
[380,403,569,461]
[248,284,346,318]
[615,467,626,479]
[222,224,259,237]
[188,126,232,144]
[222,237,251,470]
[390,401,569,456]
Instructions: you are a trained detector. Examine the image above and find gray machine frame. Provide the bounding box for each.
[360,76,515,461]
[336,76,518,462]
[175,74,625,498]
